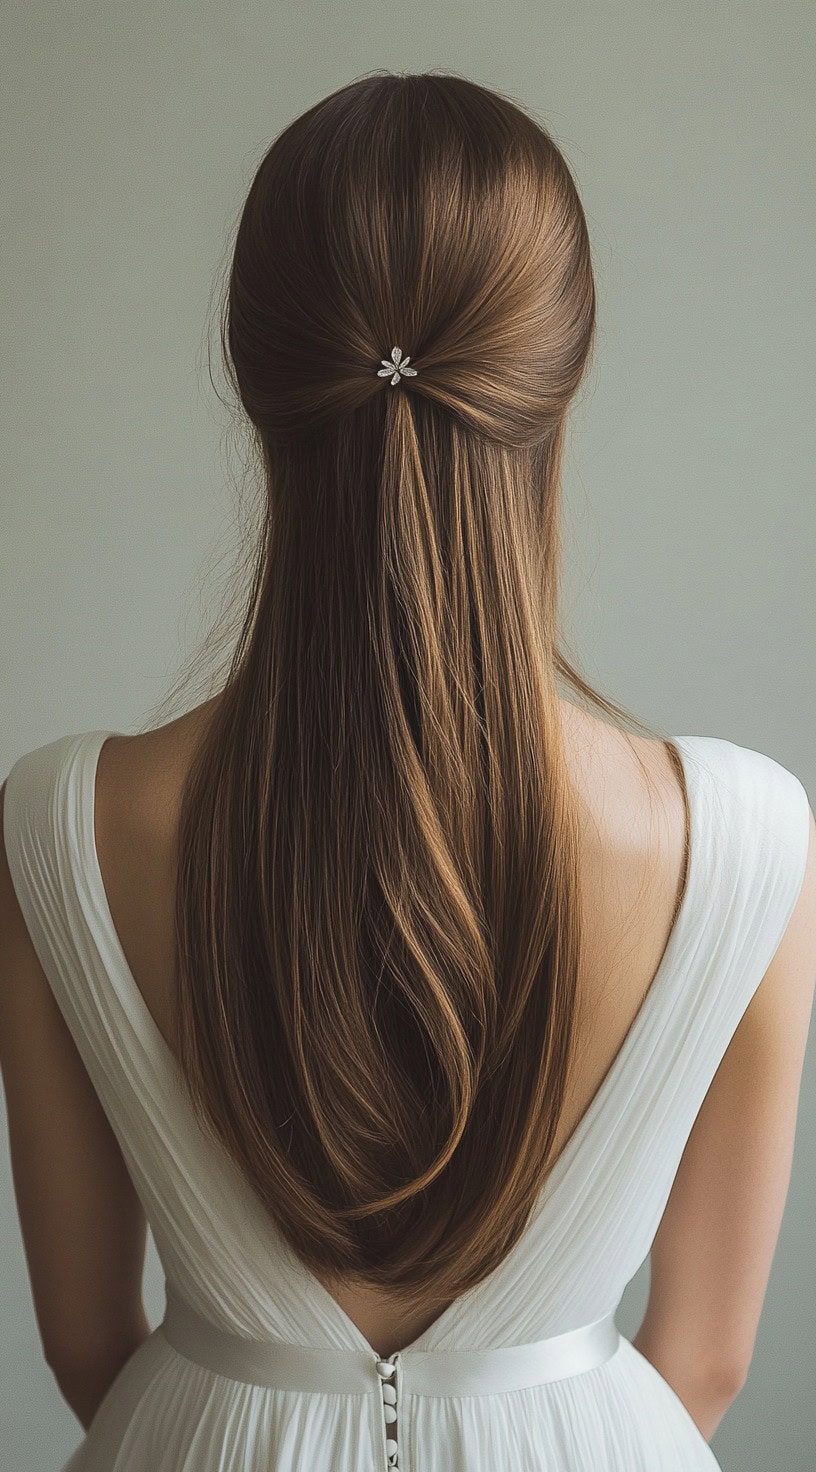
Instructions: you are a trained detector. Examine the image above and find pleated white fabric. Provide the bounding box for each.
[2,728,811,1472]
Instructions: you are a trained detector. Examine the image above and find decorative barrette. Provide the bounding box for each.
[377,346,417,386]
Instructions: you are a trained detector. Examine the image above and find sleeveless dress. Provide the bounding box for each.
[2,728,811,1472]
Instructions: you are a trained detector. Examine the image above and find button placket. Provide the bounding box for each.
[375,1351,401,1467]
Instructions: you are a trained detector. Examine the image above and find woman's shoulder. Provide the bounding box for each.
[558,704,685,856]
[97,695,225,835]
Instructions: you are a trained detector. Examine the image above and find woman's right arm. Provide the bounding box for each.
[633,803,816,1441]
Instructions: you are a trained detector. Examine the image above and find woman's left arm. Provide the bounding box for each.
[0,780,151,1426]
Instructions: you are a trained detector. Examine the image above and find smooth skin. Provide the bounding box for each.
[632,801,816,1439]
[0,774,152,1428]
[0,752,814,1438]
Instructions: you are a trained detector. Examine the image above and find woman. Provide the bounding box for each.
[1,71,814,1472]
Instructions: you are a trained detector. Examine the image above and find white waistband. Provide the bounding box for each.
[160,1284,621,1397]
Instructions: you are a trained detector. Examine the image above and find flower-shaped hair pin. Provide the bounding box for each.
[377,346,418,386]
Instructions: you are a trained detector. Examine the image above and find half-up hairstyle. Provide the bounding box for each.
[169,70,661,1322]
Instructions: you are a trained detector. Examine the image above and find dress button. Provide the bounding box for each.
[376,1352,400,1466]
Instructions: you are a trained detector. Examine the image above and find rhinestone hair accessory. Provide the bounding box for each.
[377,346,417,386]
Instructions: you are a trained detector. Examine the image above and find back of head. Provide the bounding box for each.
[171,71,630,1321]
[226,71,594,447]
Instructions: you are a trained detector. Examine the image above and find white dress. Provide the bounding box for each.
[2,728,811,1472]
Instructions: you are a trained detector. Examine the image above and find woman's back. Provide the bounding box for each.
[92,693,704,1354]
[2,710,812,1472]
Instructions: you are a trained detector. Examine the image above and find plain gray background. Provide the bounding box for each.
[1,2,813,1468]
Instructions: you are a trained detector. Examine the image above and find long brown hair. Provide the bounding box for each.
[160,71,667,1320]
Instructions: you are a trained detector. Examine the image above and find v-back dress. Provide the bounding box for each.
[2,729,811,1471]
